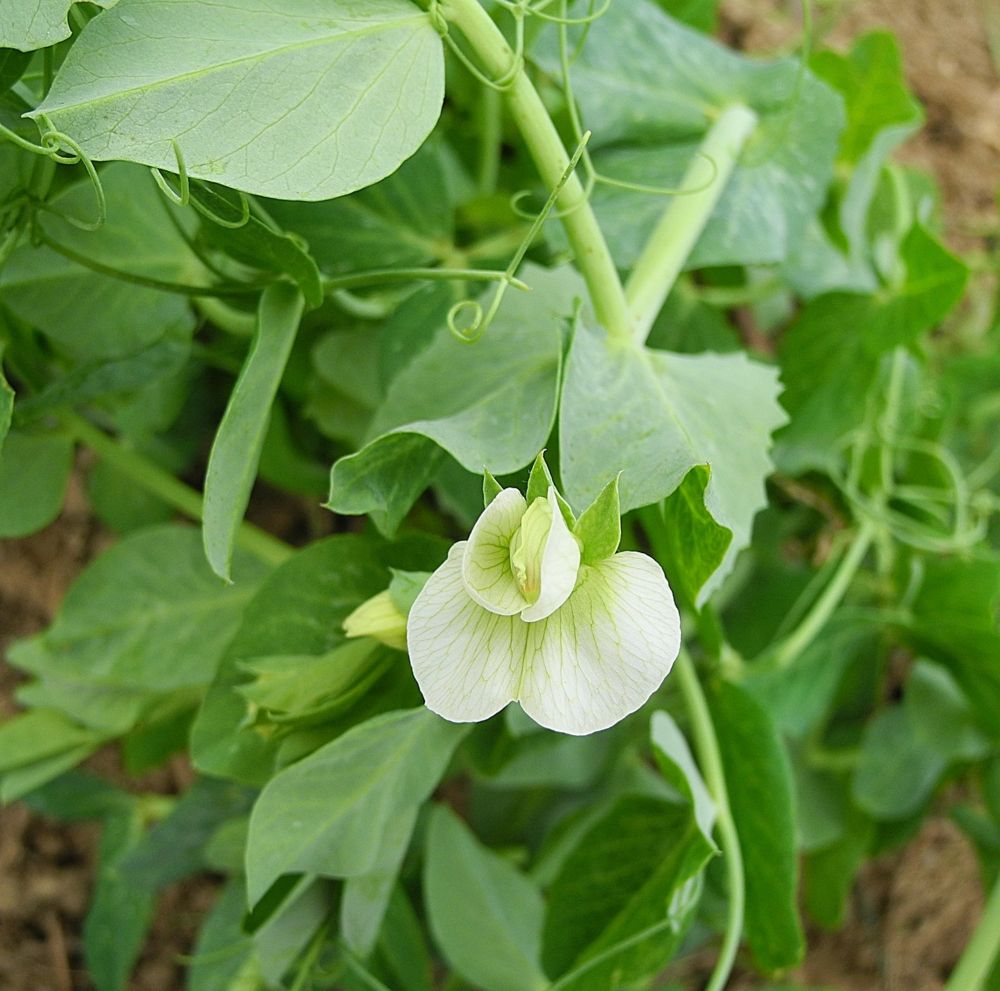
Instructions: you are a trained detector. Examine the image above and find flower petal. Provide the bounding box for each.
[462,488,529,616]
[520,489,581,623]
[409,542,526,723]
[517,552,681,735]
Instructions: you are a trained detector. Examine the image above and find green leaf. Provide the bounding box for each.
[525,451,575,526]
[203,282,303,581]
[905,661,990,762]
[0,744,100,803]
[656,0,718,32]
[710,679,805,971]
[0,0,116,51]
[0,354,13,452]
[378,887,435,991]
[777,225,967,474]
[245,708,465,903]
[252,878,331,987]
[328,265,580,534]
[14,333,191,426]
[191,532,445,784]
[644,466,733,610]
[541,793,714,990]
[483,469,504,506]
[0,708,101,773]
[0,431,74,538]
[7,525,269,732]
[538,0,843,268]
[191,187,323,309]
[388,569,431,615]
[804,806,873,929]
[34,0,445,201]
[84,808,157,991]
[0,163,198,359]
[188,879,254,991]
[342,805,418,957]
[425,805,548,991]
[560,321,787,602]
[267,137,463,275]
[650,710,716,846]
[852,706,946,820]
[0,48,31,90]
[573,474,621,565]
[907,555,1000,737]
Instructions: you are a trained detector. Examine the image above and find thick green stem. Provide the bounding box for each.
[626,105,758,344]
[674,652,745,991]
[64,412,292,569]
[439,0,634,340]
[945,871,1000,991]
[770,519,876,671]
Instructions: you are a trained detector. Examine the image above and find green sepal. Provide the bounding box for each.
[525,452,575,527]
[388,569,431,615]
[482,469,503,508]
[573,473,621,564]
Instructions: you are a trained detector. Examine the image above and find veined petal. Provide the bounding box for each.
[409,542,526,724]
[520,489,581,623]
[462,488,529,616]
[517,552,681,735]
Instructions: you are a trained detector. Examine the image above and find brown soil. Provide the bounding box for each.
[2,2,998,989]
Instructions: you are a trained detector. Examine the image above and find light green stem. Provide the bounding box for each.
[770,519,876,671]
[675,651,745,991]
[626,105,758,344]
[64,412,292,569]
[439,0,634,340]
[945,871,1000,991]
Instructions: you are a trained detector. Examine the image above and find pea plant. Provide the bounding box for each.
[1,1,999,989]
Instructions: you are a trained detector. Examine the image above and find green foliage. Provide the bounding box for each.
[710,680,805,971]
[0,1,996,988]
[33,0,445,199]
[425,805,548,991]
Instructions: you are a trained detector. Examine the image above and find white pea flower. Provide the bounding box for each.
[406,467,681,736]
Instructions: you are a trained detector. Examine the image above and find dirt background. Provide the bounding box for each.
[1,1,998,988]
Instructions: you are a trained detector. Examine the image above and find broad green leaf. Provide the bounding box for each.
[642,466,733,610]
[14,332,191,426]
[328,265,580,534]
[0,0,116,51]
[267,137,462,275]
[541,793,714,990]
[34,0,445,200]
[710,680,805,971]
[906,661,990,762]
[790,753,847,853]
[777,225,967,474]
[907,555,1000,737]
[425,805,548,991]
[560,320,786,602]
[379,887,435,991]
[203,282,304,581]
[538,0,843,268]
[188,880,254,991]
[191,532,445,784]
[0,430,74,538]
[245,708,465,903]
[7,526,268,726]
[650,710,716,846]
[0,163,198,359]
[852,706,946,820]
[0,708,101,773]
[785,33,923,296]
[342,805,418,957]
[656,0,718,32]
[0,744,101,803]
[804,806,873,929]
[84,808,157,991]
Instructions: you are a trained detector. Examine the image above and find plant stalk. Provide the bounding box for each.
[63,412,292,568]
[626,104,758,344]
[674,651,745,991]
[439,0,634,340]
[945,870,1000,991]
